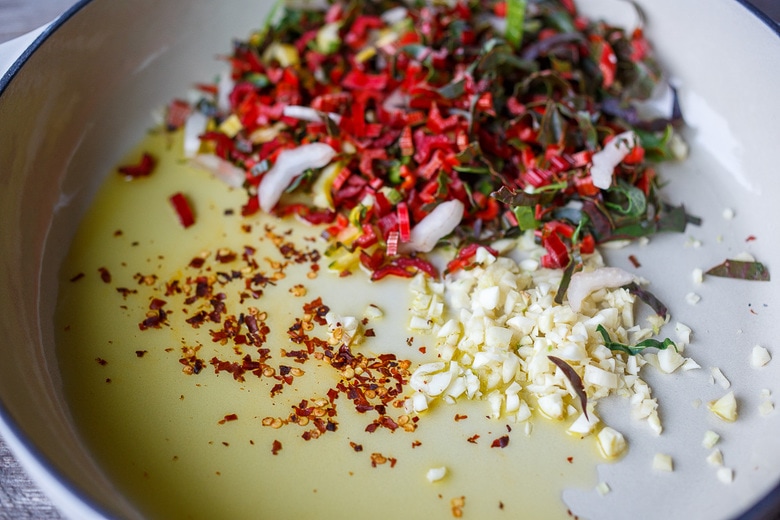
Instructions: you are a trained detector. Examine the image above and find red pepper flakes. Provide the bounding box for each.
[95,357,108,366]
[271,439,283,455]
[451,496,466,518]
[124,222,421,451]
[98,267,112,284]
[133,272,158,286]
[567,456,574,464]
[370,452,390,467]
[467,434,480,444]
[116,287,137,298]
[454,414,468,422]
[491,435,510,448]
[138,302,168,330]
[135,350,148,358]
[289,284,307,297]
[218,413,239,425]
[69,272,85,282]
[350,441,363,452]
[149,298,167,310]
[179,346,205,375]
[628,254,641,268]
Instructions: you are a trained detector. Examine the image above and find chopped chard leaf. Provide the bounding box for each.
[624,282,669,319]
[548,355,588,420]
[706,259,770,281]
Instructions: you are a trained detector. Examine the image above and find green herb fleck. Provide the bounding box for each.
[596,325,676,356]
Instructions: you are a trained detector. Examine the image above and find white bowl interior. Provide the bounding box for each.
[1,0,779,518]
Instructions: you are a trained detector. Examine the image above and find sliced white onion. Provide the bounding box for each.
[258,143,337,212]
[404,199,464,253]
[381,6,408,24]
[566,267,635,312]
[589,130,637,189]
[382,88,410,113]
[283,105,341,124]
[183,110,209,158]
[190,154,246,188]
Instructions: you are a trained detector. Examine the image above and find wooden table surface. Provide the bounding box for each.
[1,0,779,518]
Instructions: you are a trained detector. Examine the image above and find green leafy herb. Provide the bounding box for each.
[604,181,647,217]
[512,206,539,231]
[505,0,528,49]
[596,325,676,356]
[706,259,770,281]
[554,260,575,305]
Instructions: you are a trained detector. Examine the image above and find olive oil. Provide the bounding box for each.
[56,131,603,520]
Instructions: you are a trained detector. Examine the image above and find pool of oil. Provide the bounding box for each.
[56,131,605,520]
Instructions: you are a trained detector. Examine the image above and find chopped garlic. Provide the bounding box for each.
[596,482,611,496]
[708,391,738,422]
[686,236,702,248]
[404,236,696,457]
[681,358,701,371]
[707,449,723,467]
[426,466,447,483]
[716,467,734,484]
[363,304,384,320]
[711,367,731,389]
[759,400,774,416]
[325,312,360,346]
[538,394,565,420]
[722,208,735,220]
[652,453,673,472]
[751,345,771,368]
[656,348,685,373]
[685,292,701,305]
[691,268,704,285]
[675,322,692,345]
[568,411,600,436]
[597,427,627,459]
[702,430,720,449]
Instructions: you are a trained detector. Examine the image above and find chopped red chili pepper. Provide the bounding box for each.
[118,153,156,178]
[178,0,689,280]
[169,192,195,228]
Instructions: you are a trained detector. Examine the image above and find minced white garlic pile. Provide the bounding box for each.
[403,237,698,459]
